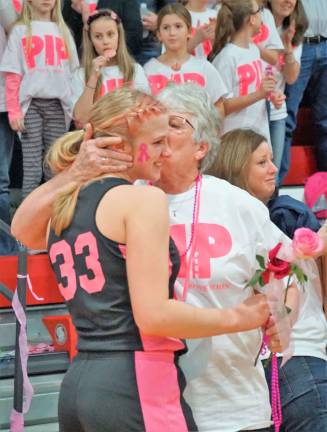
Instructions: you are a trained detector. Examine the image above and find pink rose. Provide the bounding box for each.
[293,228,324,258]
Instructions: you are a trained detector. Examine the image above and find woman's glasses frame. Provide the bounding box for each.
[168,115,195,134]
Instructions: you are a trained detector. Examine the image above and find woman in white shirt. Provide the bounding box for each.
[212,127,327,432]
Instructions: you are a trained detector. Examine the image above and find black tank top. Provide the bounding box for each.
[48,178,183,353]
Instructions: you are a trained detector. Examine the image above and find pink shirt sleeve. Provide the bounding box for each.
[5,72,22,121]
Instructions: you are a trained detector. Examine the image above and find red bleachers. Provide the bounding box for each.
[0,254,64,308]
[282,108,317,186]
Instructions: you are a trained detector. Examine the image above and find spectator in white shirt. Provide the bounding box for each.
[280,0,327,182]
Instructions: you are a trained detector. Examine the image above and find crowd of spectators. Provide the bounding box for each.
[0,0,326,257]
[0,2,326,432]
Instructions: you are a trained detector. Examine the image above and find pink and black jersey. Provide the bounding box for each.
[48,177,197,432]
[48,177,183,354]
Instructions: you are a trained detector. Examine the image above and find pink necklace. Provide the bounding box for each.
[179,174,202,258]
[173,174,202,302]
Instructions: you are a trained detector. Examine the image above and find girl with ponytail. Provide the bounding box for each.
[210,0,277,141]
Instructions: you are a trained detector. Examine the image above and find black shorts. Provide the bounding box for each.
[59,351,198,432]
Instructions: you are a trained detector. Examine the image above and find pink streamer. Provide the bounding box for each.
[9,410,24,432]
[28,343,54,354]
[10,281,35,431]
[17,274,44,302]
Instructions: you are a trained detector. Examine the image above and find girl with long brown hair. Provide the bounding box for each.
[144,3,227,116]
[72,9,149,125]
[209,0,277,140]
[210,127,327,432]
[264,0,308,184]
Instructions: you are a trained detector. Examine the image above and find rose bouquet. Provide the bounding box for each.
[246,227,323,432]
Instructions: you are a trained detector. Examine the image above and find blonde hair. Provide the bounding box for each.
[209,0,254,60]
[47,87,166,235]
[82,10,135,101]
[16,0,73,60]
[157,3,192,32]
[206,128,267,191]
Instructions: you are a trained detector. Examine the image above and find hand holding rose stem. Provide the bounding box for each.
[248,228,322,366]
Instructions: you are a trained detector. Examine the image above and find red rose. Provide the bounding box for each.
[261,269,271,284]
[266,242,291,279]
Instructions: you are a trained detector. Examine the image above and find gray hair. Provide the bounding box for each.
[156,83,222,172]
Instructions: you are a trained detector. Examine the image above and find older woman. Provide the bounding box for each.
[210,127,327,432]
[13,83,297,432]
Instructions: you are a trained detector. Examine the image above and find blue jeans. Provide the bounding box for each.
[242,428,273,431]
[0,112,17,255]
[135,46,161,66]
[281,40,327,182]
[269,118,286,185]
[265,356,327,432]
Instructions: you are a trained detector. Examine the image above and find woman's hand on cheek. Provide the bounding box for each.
[68,124,133,183]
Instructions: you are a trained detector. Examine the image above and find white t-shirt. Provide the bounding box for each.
[279,259,327,360]
[0,25,7,112]
[0,21,79,128]
[71,63,150,108]
[270,37,302,122]
[212,43,270,141]
[144,56,227,103]
[252,8,284,50]
[302,0,327,37]
[168,175,290,431]
[0,0,22,32]
[189,8,217,58]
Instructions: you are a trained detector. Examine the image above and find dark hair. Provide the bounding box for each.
[265,0,308,46]
[157,3,192,31]
[209,0,254,61]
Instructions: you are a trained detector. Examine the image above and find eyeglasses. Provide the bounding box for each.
[87,9,121,27]
[168,115,195,134]
[250,5,264,15]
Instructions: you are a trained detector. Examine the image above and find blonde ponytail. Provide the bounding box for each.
[45,129,84,235]
[47,87,166,236]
